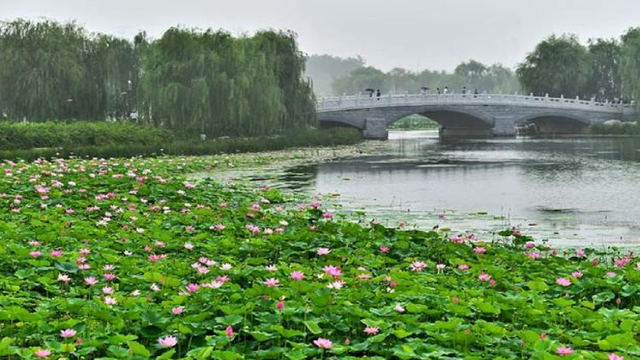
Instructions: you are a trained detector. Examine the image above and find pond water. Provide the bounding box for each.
[277,131,640,247]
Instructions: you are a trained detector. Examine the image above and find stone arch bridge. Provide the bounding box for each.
[317,93,637,139]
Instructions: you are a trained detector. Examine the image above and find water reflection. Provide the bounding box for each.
[287,131,640,246]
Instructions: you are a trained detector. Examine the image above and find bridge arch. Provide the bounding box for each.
[515,112,590,135]
[388,108,494,137]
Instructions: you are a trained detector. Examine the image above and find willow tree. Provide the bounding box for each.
[0,19,138,122]
[138,27,314,137]
[253,30,316,130]
[517,34,590,98]
[620,28,640,110]
[0,20,88,121]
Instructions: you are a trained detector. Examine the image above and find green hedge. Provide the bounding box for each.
[0,121,173,150]
[589,122,640,135]
[0,127,362,161]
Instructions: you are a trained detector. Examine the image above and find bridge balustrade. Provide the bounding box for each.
[317,93,633,113]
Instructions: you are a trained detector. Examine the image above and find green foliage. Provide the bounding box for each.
[137,28,315,138]
[517,34,591,98]
[589,121,640,135]
[0,19,137,122]
[388,115,439,130]
[0,156,637,359]
[0,121,172,150]
[0,20,317,137]
[305,54,365,96]
[620,28,640,113]
[0,127,362,161]
[587,38,621,101]
[331,61,520,95]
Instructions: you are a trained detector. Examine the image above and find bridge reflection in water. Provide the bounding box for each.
[316,93,637,139]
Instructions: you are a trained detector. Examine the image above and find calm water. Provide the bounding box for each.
[282,131,640,247]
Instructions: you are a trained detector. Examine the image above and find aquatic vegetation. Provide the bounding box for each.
[0,156,639,359]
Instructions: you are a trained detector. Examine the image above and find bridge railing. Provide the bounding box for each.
[317,93,634,113]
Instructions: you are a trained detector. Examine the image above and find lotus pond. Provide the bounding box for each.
[0,155,639,360]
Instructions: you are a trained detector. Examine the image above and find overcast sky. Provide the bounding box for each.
[2,0,640,71]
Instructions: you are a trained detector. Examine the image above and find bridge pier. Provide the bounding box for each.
[363,117,388,140]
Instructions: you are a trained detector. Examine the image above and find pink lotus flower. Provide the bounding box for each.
[158,335,178,348]
[186,283,200,292]
[474,247,487,254]
[322,265,342,278]
[436,263,446,271]
[263,278,280,287]
[60,329,77,338]
[575,248,585,257]
[364,326,380,335]
[557,347,573,356]
[410,261,427,272]
[172,306,184,315]
[556,277,571,286]
[609,354,624,360]
[379,246,390,253]
[322,212,333,219]
[313,338,333,349]
[35,349,51,358]
[290,271,305,280]
[102,286,114,294]
[202,280,224,289]
[606,272,617,277]
[615,258,631,268]
[327,280,346,289]
[276,299,284,311]
[458,264,470,271]
[394,304,405,313]
[50,250,63,258]
[196,266,209,274]
[104,296,117,306]
[225,325,234,338]
[57,274,71,284]
[317,248,331,255]
[525,242,535,248]
[30,251,42,258]
[184,242,194,250]
[478,273,491,282]
[266,265,278,272]
[36,349,51,359]
[103,273,116,281]
[450,235,464,243]
[571,271,583,278]
[526,252,542,259]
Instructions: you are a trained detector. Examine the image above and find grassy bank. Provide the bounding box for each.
[0,156,636,359]
[589,122,640,135]
[0,121,173,150]
[0,127,362,161]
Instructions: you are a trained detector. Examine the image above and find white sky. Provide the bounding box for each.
[2,0,639,71]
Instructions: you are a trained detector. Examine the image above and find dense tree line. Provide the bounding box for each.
[517,30,640,109]
[316,59,520,96]
[304,54,365,96]
[0,20,316,137]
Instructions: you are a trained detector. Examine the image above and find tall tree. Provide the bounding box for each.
[516,34,590,98]
[619,28,640,109]
[586,38,621,101]
[305,54,365,96]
